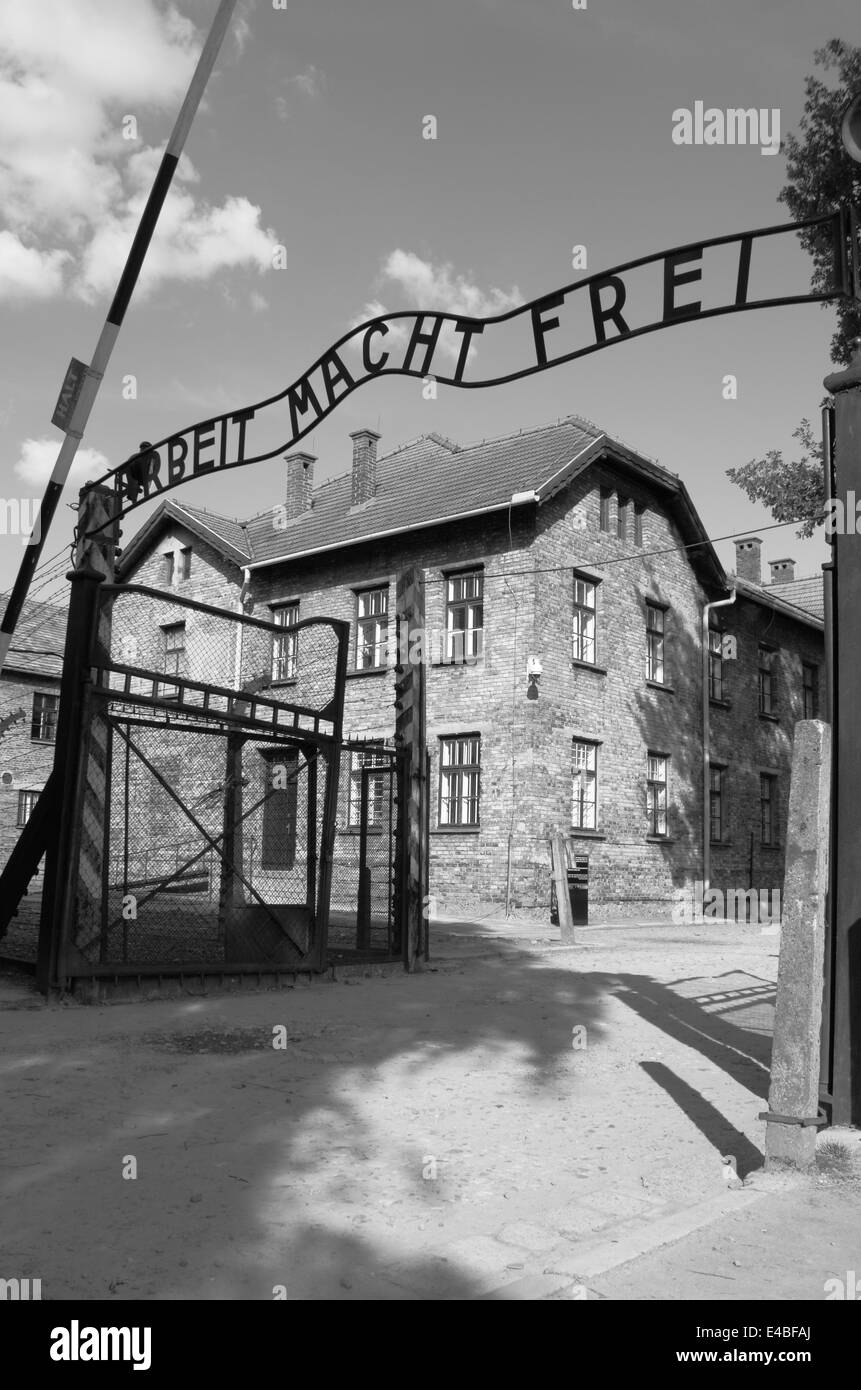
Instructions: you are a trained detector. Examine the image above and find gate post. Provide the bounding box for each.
[395,567,428,970]
[823,342,861,1125]
[36,484,119,992]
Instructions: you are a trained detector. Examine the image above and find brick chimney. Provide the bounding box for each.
[350,428,380,506]
[284,451,315,520]
[769,557,796,584]
[734,536,763,584]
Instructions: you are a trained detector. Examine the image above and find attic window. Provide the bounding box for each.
[161,552,174,586]
[180,547,192,581]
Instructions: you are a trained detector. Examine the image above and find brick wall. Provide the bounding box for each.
[108,470,824,924]
[0,670,61,928]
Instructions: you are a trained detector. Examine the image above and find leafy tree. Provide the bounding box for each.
[779,37,861,365]
[727,39,861,539]
[726,419,825,539]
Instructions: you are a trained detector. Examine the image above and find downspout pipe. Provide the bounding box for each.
[234,566,252,691]
[702,589,737,905]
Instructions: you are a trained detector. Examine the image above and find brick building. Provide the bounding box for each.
[114,416,824,921]
[0,600,65,935]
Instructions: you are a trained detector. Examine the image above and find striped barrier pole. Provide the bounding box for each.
[0,0,239,675]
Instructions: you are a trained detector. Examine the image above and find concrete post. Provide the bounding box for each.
[823,342,861,1125]
[763,720,831,1168]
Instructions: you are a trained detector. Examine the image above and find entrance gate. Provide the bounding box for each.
[328,741,405,961]
[42,578,351,987]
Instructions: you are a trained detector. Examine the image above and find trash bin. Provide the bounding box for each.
[566,856,589,926]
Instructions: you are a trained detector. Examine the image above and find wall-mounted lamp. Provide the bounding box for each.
[526,654,542,699]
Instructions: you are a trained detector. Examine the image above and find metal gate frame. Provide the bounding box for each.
[38,569,349,990]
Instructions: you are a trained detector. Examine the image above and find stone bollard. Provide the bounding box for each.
[762,720,831,1168]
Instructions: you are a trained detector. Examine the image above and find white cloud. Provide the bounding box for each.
[286,65,324,98]
[14,437,111,488]
[250,290,269,312]
[0,231,70,299]
[352,254,522,364]
[276,65,325,120]
[380,250,521,318]
[0,0,281,302]
[352,298,409,347]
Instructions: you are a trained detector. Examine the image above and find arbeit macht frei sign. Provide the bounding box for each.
[103,212,851,519]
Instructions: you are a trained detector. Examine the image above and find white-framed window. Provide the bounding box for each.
[646,603,666,684]
[271,603,299,681]
[17,789,39,826]
[445,571,483,661]
[31,692,58,742]
[161,622,186,676]
[647,752,669,836]
[356,587,388,670]
[572,576,597,664]
[708,628,724,701]
[439,735,480,827]
[348,745,390,828]
[572,740,598,829]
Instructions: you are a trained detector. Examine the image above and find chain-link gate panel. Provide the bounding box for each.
[53,583,348,982]
[329,741,404,960]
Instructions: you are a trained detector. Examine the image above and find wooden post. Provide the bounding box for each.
[550,833,575,944]
[395,568,428,970]
[823,342,861,1125]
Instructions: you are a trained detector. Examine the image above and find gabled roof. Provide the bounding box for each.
[118,497,252,578]
[117,415,737,591]
[767,574,824,620]
[2,599,67,679]
[733,575,824,631]
[244,417,603,568]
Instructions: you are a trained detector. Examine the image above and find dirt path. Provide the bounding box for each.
[1,920,829,1301]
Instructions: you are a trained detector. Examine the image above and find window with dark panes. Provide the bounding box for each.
[760,773,778,845]
[709,764,725,842]
[31,692,58,742]
[271,603,299,681]
[261,749,298,869]
[758,645,775,715]
[708,628,725,701]
[802,663,819,719]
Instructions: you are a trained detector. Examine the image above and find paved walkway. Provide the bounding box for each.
[1,915,855,1300]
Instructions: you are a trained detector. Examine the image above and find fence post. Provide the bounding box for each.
[35,485,119,992]
[762,720,831,1167]
[395,568,428,969]
[35,567,105,992]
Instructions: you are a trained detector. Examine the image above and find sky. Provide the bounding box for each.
[0,0,859,609]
